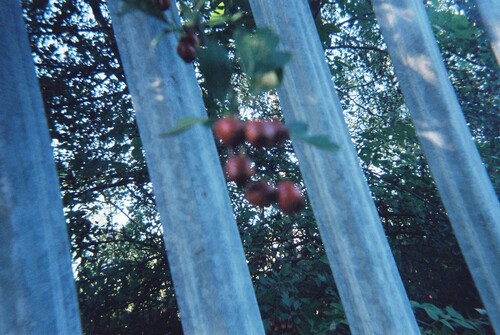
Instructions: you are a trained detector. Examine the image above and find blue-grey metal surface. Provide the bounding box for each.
[475,0,500,64]
[106,2,264,334]
[249,1,420,334]
[372,1,500,333]
[0,2,82,334]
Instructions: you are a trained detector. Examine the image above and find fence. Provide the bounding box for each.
[1,0,499,334]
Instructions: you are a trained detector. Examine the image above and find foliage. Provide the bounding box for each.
[70,212,182,334]
[22,0,497,334]
[412,301,491,335]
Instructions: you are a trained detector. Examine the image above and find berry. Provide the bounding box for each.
[244,119,289,148]
[213,117,245,147]
[277,181,305,214]
[177,42,197,63]
[177,32,200,63]
[263,119,289,146]
[182,31,200,49]
[243,120,267,148]
[153,0,170,10]
[245,180,277,207]
[224,155,254,187]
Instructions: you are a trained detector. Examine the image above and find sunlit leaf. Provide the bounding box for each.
[209,12,244,27]
[209,1,225,25]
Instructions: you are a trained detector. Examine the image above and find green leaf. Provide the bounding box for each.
[131,147,143,161]
[287,121,338,151]
[302,135,339,150]
[160,117,211,137]
[287,121,308,136]
[209,12,244,27]
[444,307,478,331]
[281,291,293,308]
[453,318,477,330]
[119,0,168,23]
[198,40,233,100]
[421,303,444,321]
[445,306,462,319]
[474,308,487,316]
[292,299,301,310]
[150,30,170,48]
[234,28,291,93]
[209,1,225,26]
[315,17,341,46]
[440,318,455,330]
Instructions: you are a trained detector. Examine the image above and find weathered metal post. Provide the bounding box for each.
[372,1,500,333]
[0,2,82,334]
[475,0,500,64]
[248,1,420,334]
[106,2,264,334]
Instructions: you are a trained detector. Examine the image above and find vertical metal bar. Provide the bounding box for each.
[106,2,264,334]
[475,0,500,64]
[248,1,420,334]
[0,2,82,334]
[372,1,500,333]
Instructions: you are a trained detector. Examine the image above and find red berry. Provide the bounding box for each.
[244,119,289,148]
[245,180,277,207]
[277,181,305,214]
[177,42,197,63]
[177,33,200,63]
[224,155,254,187]
[263,119,289,146]
[153,0,170,10]
[213,117,245,147]
[183,31,200,48]
[243,120,268,148]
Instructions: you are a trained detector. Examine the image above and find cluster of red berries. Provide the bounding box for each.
[213,117,305,215]
[269,319,295,334]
